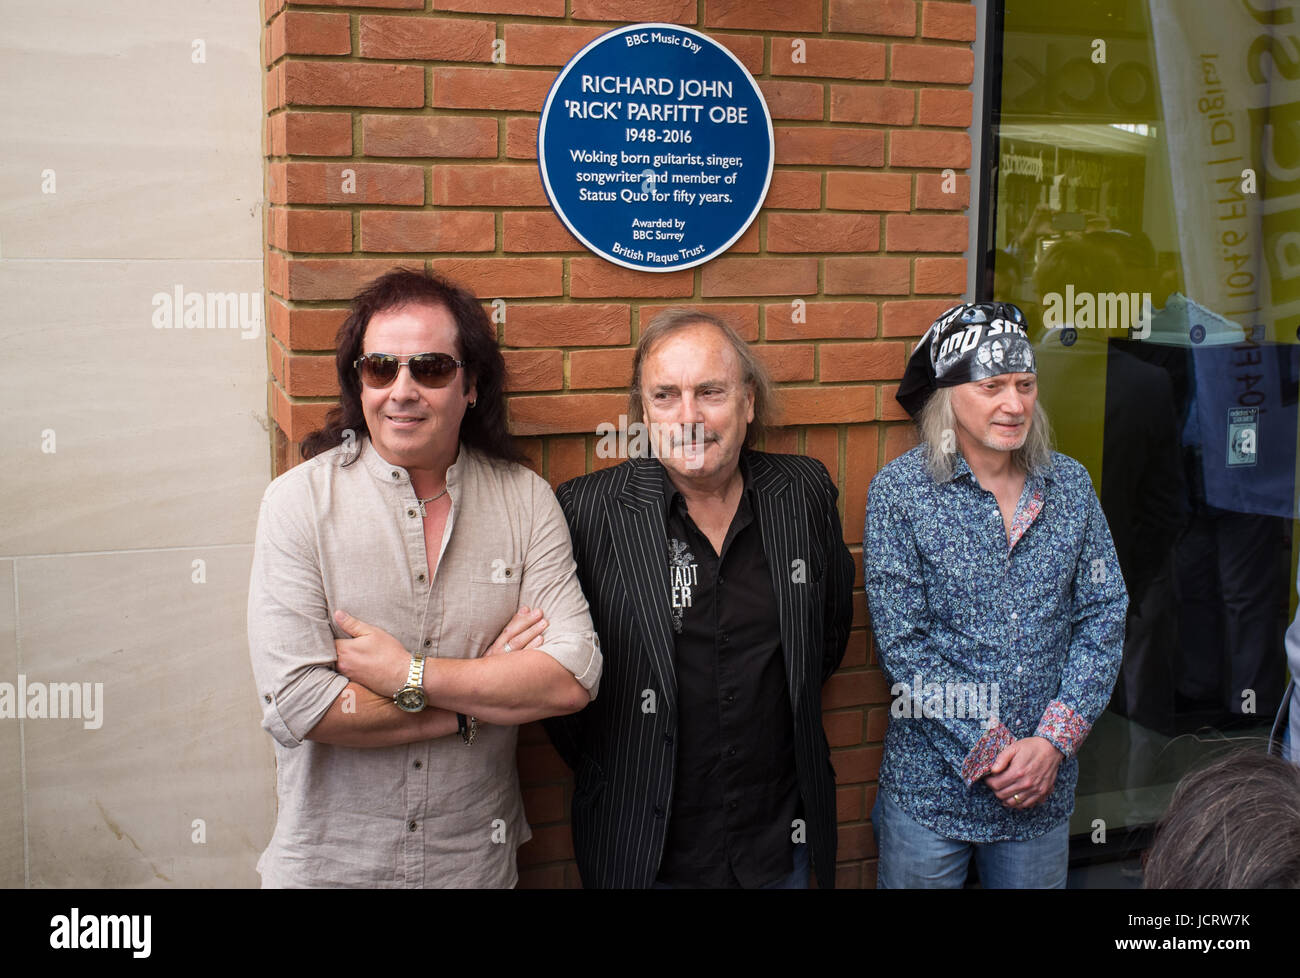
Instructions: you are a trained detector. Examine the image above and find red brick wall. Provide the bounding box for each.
[262,0,977,888]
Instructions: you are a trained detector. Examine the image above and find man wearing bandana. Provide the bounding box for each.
[864,302,1127,888]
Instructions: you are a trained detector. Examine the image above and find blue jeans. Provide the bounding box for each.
[652,843,811,889]
[872,790,1068,889]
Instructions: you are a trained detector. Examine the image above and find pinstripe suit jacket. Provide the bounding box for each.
[544,451,854,888]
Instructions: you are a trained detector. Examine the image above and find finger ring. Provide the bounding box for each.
[504,641,512,653]
[1013,793,1021,802]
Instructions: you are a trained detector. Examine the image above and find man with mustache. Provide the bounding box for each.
[544,308,854,888]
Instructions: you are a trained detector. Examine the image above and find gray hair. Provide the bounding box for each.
[916,385,1054,482]
[1144,749,1300,889]
[628,307,776,449]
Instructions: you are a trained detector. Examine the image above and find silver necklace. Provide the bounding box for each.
[415,487,448,517]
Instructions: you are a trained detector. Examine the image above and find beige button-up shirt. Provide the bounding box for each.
[247,438,600,888]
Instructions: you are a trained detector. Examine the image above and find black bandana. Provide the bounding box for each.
[895,302,1035,418]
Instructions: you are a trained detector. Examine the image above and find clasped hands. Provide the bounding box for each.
[985,735,1064,810]
[333,606,549,699]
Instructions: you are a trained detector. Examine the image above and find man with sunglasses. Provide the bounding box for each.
[247,268,601,888]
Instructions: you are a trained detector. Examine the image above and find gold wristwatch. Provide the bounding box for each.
[394,654,427,713]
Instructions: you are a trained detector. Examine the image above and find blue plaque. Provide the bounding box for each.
[538,23,774,273]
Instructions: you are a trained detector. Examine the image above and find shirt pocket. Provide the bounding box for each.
[466,558,525,651]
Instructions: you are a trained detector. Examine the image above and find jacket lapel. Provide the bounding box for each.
[606,458,679,716]
[749,453,811,713]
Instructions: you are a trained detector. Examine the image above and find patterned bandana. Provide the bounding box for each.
[895,302,1035,418]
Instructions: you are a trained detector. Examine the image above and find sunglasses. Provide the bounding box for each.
[353,352,466,389]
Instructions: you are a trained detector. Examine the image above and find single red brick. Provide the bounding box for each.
[918,87,973,127]
[270,11,351,61]
[504,211,581,252]
[768,213,879,253]
[879,382,910,420]
[569,348,636,389]
[775,127,884,166]
[570,260,693,299]
[284,62,424,108]
[705,0,821,31]
[820,341,906,382]
[765,301,877,340]
[433,67,554,111]
[702,258,819,297]
[507,118,539,159]
[826,171,912,211]
[433,165,548,207]
[510,393,628,435]
[724,221,761,255]
[360,210,495,252]
[781,387,875,425]
[831,744,884,783]
[502,350,563,392]
[882,298,956,336]
[272,385,334,444]
[430,258,564,298]
[757,79,825,121]
[771,37,885,80]
[363,115,498,158]
[886,213,967,252]
[547,436,588,487]
[826,711,864,748]
[823,671,872,710]
[915,256,967,294]
[284,352,340,396]
[765,170,822,209]
[916,171,970,209]
[829,85,914,125]
[866,705,889,741]
[505,303,631,347]
[922,1,977,40]
[504,24,608,65]
[570,0,695,21]
[825,257,912,295]
[291,0,421,6]
[804,426,839,484]
[839,823,876,860]
[836,861,864,889]
[638,303,760,341]
[764,427,799,453]
[359,15,494,60]
[273,162,424,205]
[891,44,974,84]
[273,112,353,156]
[711,33,764,74]
[883,422,920,463]
[435,0,565,13]
[272,207,353,252]
[828,0,916,36]
[890,130,971,168]
[755,343,815,382]
[286,257,414,300]
[844,423,878,543]
[267,298,349,351]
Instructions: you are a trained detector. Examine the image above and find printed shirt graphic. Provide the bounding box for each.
[667,538,698,634]
[864,447,1128,842]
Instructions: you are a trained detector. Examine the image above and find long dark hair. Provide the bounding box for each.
[300,268,524,465]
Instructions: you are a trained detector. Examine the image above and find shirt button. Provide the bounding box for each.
[663,733,673,745]
[408,821,418,832]
[653,805,665,819]
[504,567,512,577]
[413,760,422,769]
[1011,612,1019,620]
[725,694,735,705]
[1016,666,1022,674]
[423,638,432,648]
[407,508,417,518]
[391,471,400,480]
[263,694,272,704]
[417,572,426,583]
[727,746,737,757]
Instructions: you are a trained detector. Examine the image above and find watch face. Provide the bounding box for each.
[395,687,427,713]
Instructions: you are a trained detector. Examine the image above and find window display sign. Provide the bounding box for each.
[537,23,773,273]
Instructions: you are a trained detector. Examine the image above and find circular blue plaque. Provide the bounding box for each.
[538,23,774,273]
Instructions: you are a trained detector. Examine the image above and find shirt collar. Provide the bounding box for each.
[942,449,1056,490]
[359,436,469,492]
[661,451,755,512]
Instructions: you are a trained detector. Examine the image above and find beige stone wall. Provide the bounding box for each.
[0,1,275,886]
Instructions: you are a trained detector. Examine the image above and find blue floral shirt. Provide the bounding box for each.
[864,446,1127,842]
